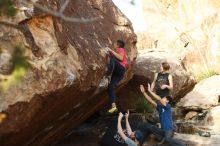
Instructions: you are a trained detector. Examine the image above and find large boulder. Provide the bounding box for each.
[201,106,220,134]
[0,0,137,146]
[182,11,220,76]
[140,0,220,77]
[178,75,220,110]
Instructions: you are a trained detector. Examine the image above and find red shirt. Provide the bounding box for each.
[117,48,128,68]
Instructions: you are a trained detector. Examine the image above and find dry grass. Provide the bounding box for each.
[195,69,218,82]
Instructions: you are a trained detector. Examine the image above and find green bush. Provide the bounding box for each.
[135,96,154,113]
[0,46,31,91]
[0,0,16,17]
[134,95,155,121]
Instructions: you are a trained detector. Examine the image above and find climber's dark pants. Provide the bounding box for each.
[107,58,125,103]
[137,122,186,146]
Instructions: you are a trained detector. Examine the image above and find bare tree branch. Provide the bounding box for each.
[0,0,99,57]
[0,21,22,30]
[0,0,99,30]
[59,0,70,13]
[25,0,99,23]
[0,20,42,56]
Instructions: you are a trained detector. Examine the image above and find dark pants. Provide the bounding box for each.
[137,122,186,146]
[107,58,125,103]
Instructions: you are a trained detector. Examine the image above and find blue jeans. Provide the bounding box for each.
[107,58,125,103]
[165,130,174,139]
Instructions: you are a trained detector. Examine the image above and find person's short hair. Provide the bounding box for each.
[117,40,125,48]
[135,130,144,144]
[162,96,171,102]
[162,62,170,71]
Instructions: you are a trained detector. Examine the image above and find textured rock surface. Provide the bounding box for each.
[184,111,198,120]
[201,106,220,134]
[0,0,137,145]
[0,51,13,75]
[178,75,220,110]
[174,133,220,146]
[140,0,220,76]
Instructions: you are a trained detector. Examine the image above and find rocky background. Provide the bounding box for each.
[121,0,220,145]
[0,0,220,146]
[138,0,220,77]
[0,0,137,145]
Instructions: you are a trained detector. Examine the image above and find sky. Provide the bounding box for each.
[112,0,146,32]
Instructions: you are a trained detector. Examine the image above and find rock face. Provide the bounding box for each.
[174,133,220,146]
[140,0,220,76]
[184,111,198,120]
[174,76,220,137]
[181,11,220,76]
[0,0,137,146]
[178,75,220,110]
[202,106,220,134]
[134,50,196,103]
[0,51,13,75]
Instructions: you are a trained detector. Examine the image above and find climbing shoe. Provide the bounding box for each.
[108,106,118,113]
[0,113,6,123]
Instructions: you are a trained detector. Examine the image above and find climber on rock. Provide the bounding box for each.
[106,40,128,113]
